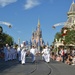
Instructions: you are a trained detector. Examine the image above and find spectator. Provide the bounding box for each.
[65,54,73,65]
[56,54,62,62]
[72,55,75,65]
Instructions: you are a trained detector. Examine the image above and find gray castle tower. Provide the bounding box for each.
[31,19,44,49]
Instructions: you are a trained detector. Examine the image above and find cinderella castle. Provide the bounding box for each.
[31,19,44,48]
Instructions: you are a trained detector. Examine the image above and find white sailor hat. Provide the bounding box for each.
[21,44,24,48]
[13,46,15,48]
[6,44,8,46]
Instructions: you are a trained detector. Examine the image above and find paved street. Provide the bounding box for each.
[0,56,75,75]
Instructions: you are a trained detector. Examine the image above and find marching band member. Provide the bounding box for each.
[42,45,50,63]
[30,46,37,63]
[17,46,21,61]
[21,47,27,65]
[4,44,9,61]
[12,46,17,60]
[7,46,12,60]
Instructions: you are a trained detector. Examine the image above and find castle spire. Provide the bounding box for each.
[72,0,74,4]
[37,18,40,27]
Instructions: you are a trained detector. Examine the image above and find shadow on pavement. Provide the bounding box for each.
[0,58,20,72]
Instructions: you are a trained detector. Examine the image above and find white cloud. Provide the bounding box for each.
[0,0,17,7]
[24,0,40,10]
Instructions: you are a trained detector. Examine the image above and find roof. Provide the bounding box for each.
[64,1,75,29]
[68,1,75,15]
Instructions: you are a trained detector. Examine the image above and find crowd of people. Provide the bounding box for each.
[2,42,51,65]
[4,44,17,61]
[51,47,75,65]
[1,42,75,66]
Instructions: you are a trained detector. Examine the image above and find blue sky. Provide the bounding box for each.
[0,0,73,45]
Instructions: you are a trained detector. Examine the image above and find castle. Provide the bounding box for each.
[31,19,44,48]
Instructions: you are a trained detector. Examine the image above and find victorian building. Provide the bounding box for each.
[64,1,75,30]
[53,1,75,50]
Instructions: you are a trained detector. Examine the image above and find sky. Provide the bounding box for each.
[0,0,74,45]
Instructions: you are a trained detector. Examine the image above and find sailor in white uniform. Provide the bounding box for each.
[17,46,21,61]
[42,46,50,63]
[21,47,26,64]
[4,44,9,61]
[30,46,37,62]
[12,47,17,60]
[7,46,12,60]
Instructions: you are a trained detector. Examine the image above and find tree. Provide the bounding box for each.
[0,33,14,47]
[4,34,14,45]
[54,32,62,41]
[0,26,3,34]
[54,27,70,43]
[65,30,75,45]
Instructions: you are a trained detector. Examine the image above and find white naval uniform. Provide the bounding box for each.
[21,48,26,64]
[30,48,36,62]
[42,48,50,63]
[7,49,12,60]
[12,48,17,60]
[17,47,21,61]
[4,47,8,61]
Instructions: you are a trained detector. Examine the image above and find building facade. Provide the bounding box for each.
[53,1,75,49]
[64,1,75,30]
